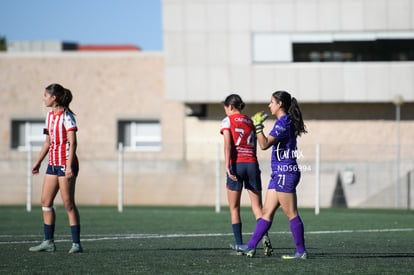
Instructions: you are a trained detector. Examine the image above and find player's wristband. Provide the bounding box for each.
[255,124,264,133]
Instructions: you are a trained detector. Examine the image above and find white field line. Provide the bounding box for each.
[0,228,412,245]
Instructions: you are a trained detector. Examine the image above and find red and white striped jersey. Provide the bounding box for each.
[220,113,257,163]
[44,109,78,166]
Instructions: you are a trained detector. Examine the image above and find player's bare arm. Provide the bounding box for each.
[65,130,77,179]
[32,135,50,175]
[257,132,277,151]
[223,130,237,181]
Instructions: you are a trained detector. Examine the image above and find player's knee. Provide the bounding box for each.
[285,210,298,220]
[63,201,76,212]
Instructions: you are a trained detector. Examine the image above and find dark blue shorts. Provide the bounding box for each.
[46,164,79,177]
[268,170,300,193]
[226,162,262,191]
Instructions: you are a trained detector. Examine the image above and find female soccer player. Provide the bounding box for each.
[29,83,82,254]
[238,90,308,259]
[220,94,272,256]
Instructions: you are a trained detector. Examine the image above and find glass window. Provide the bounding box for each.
[117,120,161,151]
[11,120,45,151]
[293,40,414,62]
[253,32,414,63]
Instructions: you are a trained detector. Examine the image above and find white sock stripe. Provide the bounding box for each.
[42,206,54,211]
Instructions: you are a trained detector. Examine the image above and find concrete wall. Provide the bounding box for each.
[163,0,414,103]
[0,53,413,209]
[0,52,188,206]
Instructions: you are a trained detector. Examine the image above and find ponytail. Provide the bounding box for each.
[288,97,307,136]
[62,88,75,115]
[272,91,307,136]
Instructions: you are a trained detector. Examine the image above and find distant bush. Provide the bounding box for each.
[0,37,7,51]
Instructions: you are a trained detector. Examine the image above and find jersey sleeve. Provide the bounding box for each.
[63,111,78,132]
[269,116,289,140]
[220,117,230,135]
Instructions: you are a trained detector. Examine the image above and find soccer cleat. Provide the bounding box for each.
[29,240,56,252]
[281,251,308,260]
[229,243,244,255]
[229,243,242,250]
[237,244,256,257]
[262,235,273,256]
[68,243,83,254]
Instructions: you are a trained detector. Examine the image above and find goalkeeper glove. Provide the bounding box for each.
[252,111,269,133]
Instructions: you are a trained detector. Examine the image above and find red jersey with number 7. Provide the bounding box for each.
[220,113,257,163]
[44,109,78,166]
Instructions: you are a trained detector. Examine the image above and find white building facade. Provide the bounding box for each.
[162,0,414,208]
[163,0,414,103]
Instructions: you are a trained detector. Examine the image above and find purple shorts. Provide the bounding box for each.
[268,171,300,193]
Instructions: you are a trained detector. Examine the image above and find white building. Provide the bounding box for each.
[162,0,414,208]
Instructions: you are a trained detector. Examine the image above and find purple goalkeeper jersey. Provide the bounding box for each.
[268,114,299,172]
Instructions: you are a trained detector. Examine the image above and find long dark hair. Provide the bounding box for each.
[223,94,245,111]
[273,90,307,136]
[45,83,75,114]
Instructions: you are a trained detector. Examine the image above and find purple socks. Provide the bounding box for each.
[245,216,305,252]
[247,218,272,248]
[290,216,306,253]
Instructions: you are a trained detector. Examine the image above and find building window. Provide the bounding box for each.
[253,32,414,63]
[117,120,161,151]
[293,39,414,62]
[11,120,44,151]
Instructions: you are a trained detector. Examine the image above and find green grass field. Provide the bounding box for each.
[0,206,413,274]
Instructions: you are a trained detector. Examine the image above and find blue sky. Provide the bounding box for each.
[0,0,162,51]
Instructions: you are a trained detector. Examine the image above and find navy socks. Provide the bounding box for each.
[70,224,81,244]
[232,223,243,245]
[44,224,55,240]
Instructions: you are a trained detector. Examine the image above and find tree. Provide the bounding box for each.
[0,37,7,51]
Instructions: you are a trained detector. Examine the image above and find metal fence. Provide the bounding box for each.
[0,142,413,212]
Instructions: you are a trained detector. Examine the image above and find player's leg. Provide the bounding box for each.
[29,172,59,252]
[227,189,243,248]
[239,190,279,257]
[58,172,82,253]
[246,189,262,219]
[59,176,80,225]
[226,163,244,250]
[245,162,274,256]
[245,162,263,220]
[246,189,273,256]
[42,174,59,230]
[278,191,307,259]
[277,191,298,220]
